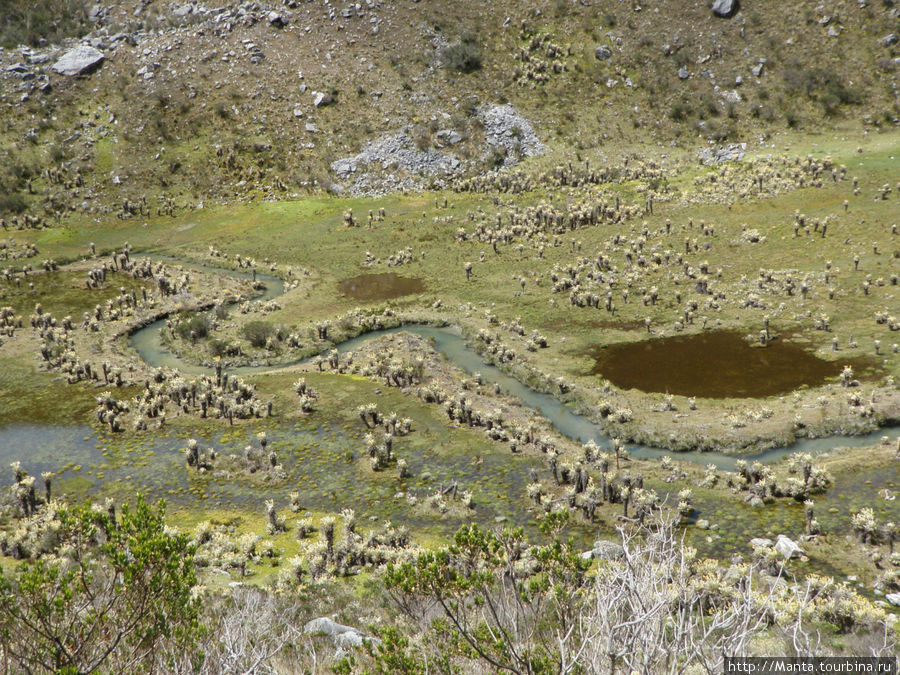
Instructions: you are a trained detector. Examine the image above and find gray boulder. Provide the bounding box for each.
[268,11,285,27]
[595,45,612,60]
[52,45,105,77]
[436,129,462,145]
[678,66,690,80]
[591,540,625,560]
[304,617,380,656]
[712,0,738,18]
[172,4,194,18]
[882,34,898,47]
[749,537,773,549]
[479,104,544,167]
[332,158,357,177]
[885,593,900,607]
[775,534,804,560]
[305,617,361,638]
[313,91,333,107]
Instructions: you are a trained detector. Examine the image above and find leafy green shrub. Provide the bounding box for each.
[208,338,228,357]
[0,193,27,215]
[669,101,693,122]
[440,34,482,73]
[0,0,90,48]
[0,496,201,673]
[485,146,506,169]
[213,102,230,120]
[175,314,210,341]
[783,66,860,115]
[785,108,801,128]
[698,95,720,119]
[243,321,276,348]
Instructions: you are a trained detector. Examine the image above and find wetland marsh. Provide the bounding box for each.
[2,131,900,659]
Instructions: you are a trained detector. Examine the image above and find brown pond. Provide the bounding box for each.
[588,331,866,398]
[337,273,425,302]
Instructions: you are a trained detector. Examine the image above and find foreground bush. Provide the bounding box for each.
[0,0,90,48]
[0,496,201,673]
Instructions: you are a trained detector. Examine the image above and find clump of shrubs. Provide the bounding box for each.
[440,33,482,73]
[175,314,210,341]
[242,321,277,348]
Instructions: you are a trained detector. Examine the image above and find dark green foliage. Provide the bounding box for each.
[670,101,693,121]
[359,626,432,674]
[175,313,210,341]
[0,0,90,48]
[0,192,27,215]
[383,514,588,674]
[783,66,861,115]
[242,320,276,348]
[208,337,228,357]
[213,101,231,120]
[698,95,720,119]
[0,495,202,673]
[0,156,38,215]
[440,34,482,73]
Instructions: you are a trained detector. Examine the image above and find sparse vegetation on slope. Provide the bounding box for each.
[0,0,898,670]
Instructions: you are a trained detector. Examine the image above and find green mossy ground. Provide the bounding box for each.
[1,128,898,598]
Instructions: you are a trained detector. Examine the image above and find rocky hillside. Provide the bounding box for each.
[0,0,897,221]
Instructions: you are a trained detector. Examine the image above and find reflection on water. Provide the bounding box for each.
[0,421,550,542]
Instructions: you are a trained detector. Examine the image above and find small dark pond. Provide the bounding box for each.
[337,273,424,302]
[588,331,865,398]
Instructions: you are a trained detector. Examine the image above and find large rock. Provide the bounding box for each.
[775,535,804,560]
[749,537,773,549]
[479,104,544,167]
[594,45,612,60]
[331,132,460,181]
[305,617,360,637]
[304,617,380,656]
[313,91,333,107]
[712,0,738,18]
[52,45,105,77]
[436,129,462,145]
[332,158,357,177]
[698,143,746,165]
[885,593,900,607]
[591,540,625,560]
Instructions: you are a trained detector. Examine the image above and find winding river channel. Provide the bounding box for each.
[2,256,898,555]
[128,260,899,472]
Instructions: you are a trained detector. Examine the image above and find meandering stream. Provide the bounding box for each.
[2,254,898,556]
[127,259,899,472]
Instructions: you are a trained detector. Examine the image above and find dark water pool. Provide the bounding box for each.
[337,273,424,302]
[588,331,869,398]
